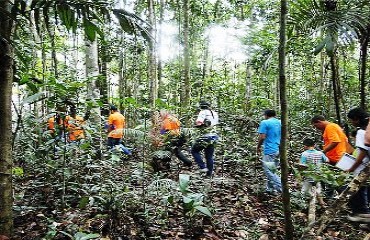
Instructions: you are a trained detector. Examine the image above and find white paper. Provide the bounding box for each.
[335,153,356,171]
[335,153,368,174]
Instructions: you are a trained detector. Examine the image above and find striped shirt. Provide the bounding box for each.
[300,149,328,165]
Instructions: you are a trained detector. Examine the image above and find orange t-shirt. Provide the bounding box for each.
[323,123,347,163]
[47,116,62,134]
[48,117,56,133]
[162,115,180,136]
[108,112,125,139]
[65,115,85,141]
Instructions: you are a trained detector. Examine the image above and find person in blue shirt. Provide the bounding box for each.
[257,109,282,194]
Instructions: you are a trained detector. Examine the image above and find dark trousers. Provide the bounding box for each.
[107,137,121,148]
[173,146,192,166]
[349,186,370,214]
[191,141,215,176]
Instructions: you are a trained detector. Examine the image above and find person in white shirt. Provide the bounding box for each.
[191,100,219,177]
[347,107,370,222]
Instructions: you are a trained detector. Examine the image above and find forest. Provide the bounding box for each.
[1,0,370,239]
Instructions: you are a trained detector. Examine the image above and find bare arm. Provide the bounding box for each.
[348,149,367,172]
[257,133,266,155]
[365,119,370,146]
[322,142,339,154]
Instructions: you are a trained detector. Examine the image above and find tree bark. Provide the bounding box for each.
[157,0,164,100]
[85,38,101,123]
[278,0,294,239]
[182,0,191,112]
[359,27,369,109]
[330,53,342,125]
[0,1,14,237]
[147,0,158,108]
[98,43,109,109]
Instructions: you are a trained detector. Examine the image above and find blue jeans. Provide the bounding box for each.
[262,152,282,192]
[191,139,215,176]
[107,138,131,155]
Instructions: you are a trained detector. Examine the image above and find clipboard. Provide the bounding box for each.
[335,153,368,174]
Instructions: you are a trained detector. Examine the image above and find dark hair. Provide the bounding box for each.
[311,115,325,123]
[110,105,118,111]
[303,138,315,147]
[347,107,369,129]
[69,106,77,115]
[199,100,210,109]
[264,109,276,117]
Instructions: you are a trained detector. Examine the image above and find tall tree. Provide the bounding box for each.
[86,37,101,123]
[291,0,369,123]
[148,0,158,107]
[359,25,370,109]
[279,0,294,239]
[0,1,151,236]
[182,0,191,112]
[0,1,14,236]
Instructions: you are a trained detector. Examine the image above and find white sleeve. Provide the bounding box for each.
[356,130,370,151]
[196,110,207,123]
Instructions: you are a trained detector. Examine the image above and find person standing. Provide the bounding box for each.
[346,108,370,222]
[159,110,192,167]
[191,100,219,177]
[257,109,282,194]
[298,138,328,205]
[65,107,86,143]
[107,105,130,155]
[311,115,348,165]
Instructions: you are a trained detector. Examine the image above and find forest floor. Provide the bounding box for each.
[11,132,370,240]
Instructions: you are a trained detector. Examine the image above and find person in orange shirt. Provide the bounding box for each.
[311,115,348,165]
[47,113,62,136]
[65,107,86,143]
[159,110,192,167]
[107,105,131,155]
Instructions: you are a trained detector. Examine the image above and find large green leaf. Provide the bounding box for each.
[179,174,190,193]
[113,9,152,42]
[313,38,326,55]
[195,206,212,217]
[22,92,45,105]
[325,34,335,57]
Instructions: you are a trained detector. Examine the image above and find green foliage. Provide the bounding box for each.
[60,231,100,240]
[178,174,212,218]
[12,167,24,177]
[296,164,351,187]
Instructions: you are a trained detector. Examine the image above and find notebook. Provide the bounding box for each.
[335,153,368,174]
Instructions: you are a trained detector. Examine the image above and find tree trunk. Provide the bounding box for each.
[359,28,369,109]
[98,43,109,110]
[245,61,252,113]
[157,0,164,100]
[118,34,126,110]
[330,53,341,125]
[182,0,191,112]
[147,0,158,108]
[85,38,101,124]
[278,0,294,239]
[0,1,14,237]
